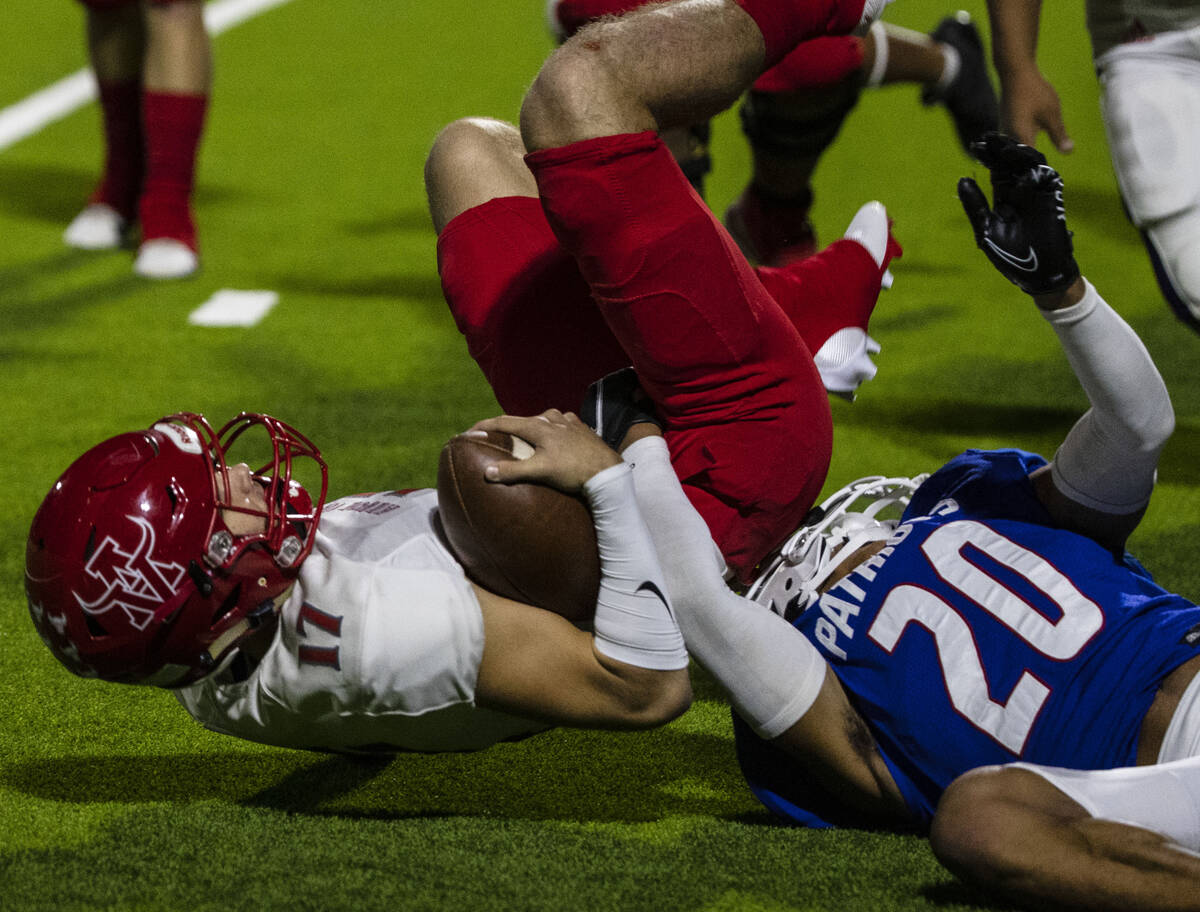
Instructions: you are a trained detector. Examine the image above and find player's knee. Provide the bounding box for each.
[521,28,625,151]
[425,118,530,233]
[427,118,521,180]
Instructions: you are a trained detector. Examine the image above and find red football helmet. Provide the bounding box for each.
[25,412,328,687]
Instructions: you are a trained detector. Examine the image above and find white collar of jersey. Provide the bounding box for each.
[747,474,928,619]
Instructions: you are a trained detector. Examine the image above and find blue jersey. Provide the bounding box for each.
[735,449,1200,828]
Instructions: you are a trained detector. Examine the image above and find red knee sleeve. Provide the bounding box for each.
[734,0,867,68]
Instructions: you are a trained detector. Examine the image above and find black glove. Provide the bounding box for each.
[958,132,1080,295]
[580,367,662,452]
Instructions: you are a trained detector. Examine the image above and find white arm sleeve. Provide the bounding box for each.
[621,436,827,738]
[583,462,689,671]
[1044,279,1175,513]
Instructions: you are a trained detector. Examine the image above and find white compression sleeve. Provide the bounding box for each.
[583,462,689,671]
[1044,278,1175,513]
[621,437,827,738]
[1012,758,1200,854]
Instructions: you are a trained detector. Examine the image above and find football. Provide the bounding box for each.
[436,430,601,623]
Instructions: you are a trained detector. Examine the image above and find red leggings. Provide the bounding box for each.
[439,133,886,580]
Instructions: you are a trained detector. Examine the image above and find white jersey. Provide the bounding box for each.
[1086,0,1200,58]
[175,489,549,753]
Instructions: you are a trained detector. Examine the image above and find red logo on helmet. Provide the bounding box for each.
[74,515,187,630]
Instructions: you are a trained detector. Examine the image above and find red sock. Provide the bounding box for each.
[139,90,208,249]
[753,233,901,352]
[735,0,867,69]
[90,78,144,221]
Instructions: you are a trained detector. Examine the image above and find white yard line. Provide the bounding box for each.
[189,289,279,326]
[0,0,298,152]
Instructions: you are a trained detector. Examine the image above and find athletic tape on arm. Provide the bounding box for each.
[583,462,689,671]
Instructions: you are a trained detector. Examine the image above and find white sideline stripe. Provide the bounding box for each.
[0,71,94,153]
[189,289,279,326]
[0,0,298,152]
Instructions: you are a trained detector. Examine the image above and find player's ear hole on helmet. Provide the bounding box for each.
[84,613,107,638]
[165,483,181,515]
[187,560,214,597]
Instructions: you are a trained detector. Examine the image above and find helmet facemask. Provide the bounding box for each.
[747,475,928,621]
[174,412,326,575]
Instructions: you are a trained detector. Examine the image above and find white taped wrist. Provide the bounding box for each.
[866,20,889,88]
[623,437,827,737]
[584,462,689,671]
[1043,279,1174,513]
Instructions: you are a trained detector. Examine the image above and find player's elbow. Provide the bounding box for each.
[1137,394,1175,454]
[1100,384,1175,456]
[614,669,692,730]
[930,767,1032,889]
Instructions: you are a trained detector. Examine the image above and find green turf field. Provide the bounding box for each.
[3,2,1198,909]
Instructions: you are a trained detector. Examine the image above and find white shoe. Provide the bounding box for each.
[810,201,892,400]
[134,239,199,280]
[843,201,889,266]
[844,200,894,288]
[858,0,895,29]
[814,328,880,401]
[63,203,128,250]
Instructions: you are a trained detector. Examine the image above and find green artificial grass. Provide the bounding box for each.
[2,1,1197,910]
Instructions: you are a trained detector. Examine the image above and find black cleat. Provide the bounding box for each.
[922,12,1000,154]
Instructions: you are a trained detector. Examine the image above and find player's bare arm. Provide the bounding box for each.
[470,409,691,729]
[933,765,1200,912]
[943,136,1200,910]
[959,133,1174,552]
[612,427,915,827]
[771,669,915,827]
[985,0,1073,152]
[473,586,691,730]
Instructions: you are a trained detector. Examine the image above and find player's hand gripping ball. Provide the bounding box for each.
[436,430,600,623]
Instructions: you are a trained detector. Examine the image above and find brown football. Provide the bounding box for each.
[436,430,600,623]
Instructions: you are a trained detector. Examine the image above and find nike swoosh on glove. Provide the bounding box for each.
[958,132,1080,295]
